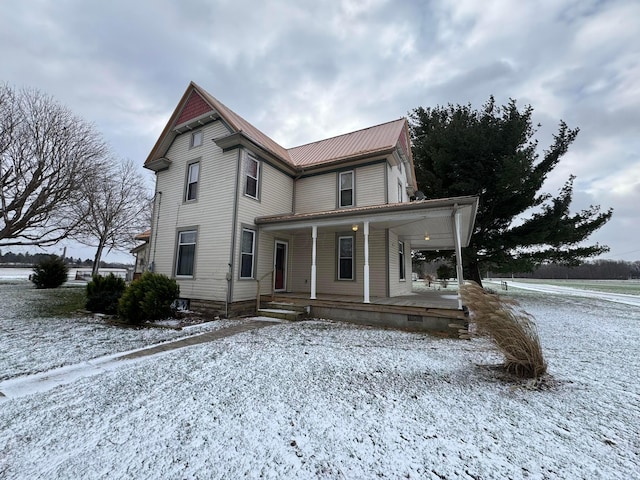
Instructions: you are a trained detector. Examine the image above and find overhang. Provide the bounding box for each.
[255,196,479,250]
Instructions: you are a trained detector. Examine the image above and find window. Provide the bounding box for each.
[339,171,354,207]
[338,235,354,280]
[398,241,406,281]
[244,154,260,199]
[398,181,403,203]
[185,162,199,201]
[176,230,197,277]
[191,130,203,148]
[240,229,256,278]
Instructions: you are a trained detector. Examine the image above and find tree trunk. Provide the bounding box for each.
[92,242,105,277]
[467,262,483,287]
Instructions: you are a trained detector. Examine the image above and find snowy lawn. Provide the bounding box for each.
[0,281,240,381]
[0,282,639,478]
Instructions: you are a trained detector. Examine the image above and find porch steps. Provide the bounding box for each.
[257,302,308,321]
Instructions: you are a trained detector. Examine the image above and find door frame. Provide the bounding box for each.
[273,240,288,292]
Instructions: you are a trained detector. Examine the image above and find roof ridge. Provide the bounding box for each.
[191,82,293,164]
[287,117,406,151]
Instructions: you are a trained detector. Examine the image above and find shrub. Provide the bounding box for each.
[117,272,180,324]
[31,255,69,289]
[86,274,126,315]
[459,281,547,379]
[436,264,453,280]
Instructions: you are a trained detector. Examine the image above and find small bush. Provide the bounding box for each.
[86,274,126,315]
[31,255,69,289]
[117,272,180,324]
[460,281,547,379]
[436,264,453,281]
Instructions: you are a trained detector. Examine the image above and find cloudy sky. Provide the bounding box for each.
[1,0,638,263]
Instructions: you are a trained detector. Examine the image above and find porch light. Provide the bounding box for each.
[352,224,359,232]
[424,233,430,241]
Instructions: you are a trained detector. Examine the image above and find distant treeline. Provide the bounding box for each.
[490,260,640,280]
[414,259,640,280]
[0,251,131,269]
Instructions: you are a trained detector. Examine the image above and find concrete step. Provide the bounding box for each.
[262,302,308,314]
[257,308,305,321]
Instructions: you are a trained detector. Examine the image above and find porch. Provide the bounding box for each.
[260,288,468,337]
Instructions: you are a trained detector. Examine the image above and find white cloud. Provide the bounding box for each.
[1,0,638,260]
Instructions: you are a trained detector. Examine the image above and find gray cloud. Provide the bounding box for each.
[1,0,638,261]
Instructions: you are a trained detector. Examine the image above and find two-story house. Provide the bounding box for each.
[144,82,478,331]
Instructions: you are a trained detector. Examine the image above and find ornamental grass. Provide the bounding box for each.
[460,281,547,379]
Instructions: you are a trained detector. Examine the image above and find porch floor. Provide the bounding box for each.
[264,287,464,319]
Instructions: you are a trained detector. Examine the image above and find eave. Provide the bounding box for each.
[214,132,298,176]
[256,196,479,250]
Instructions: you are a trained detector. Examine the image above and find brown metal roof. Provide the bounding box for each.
[146,82,413,173]
[194,83,294,165]
[287,119,407,167]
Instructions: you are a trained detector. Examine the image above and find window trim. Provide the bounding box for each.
[397,180,403,203]
[244,153,260,200]
[174,228,198,278]
[184,160,200,202]
[239,227,256,279]
[190,130,203,148]
[337,234,355,281]
[398,240,406,281]
[338,170,354,208]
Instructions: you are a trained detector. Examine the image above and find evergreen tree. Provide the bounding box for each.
[409,97,613,285]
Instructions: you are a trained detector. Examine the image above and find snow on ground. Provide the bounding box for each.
[0,282,240,381]
[485,279,640,307]
[0,281,639,478]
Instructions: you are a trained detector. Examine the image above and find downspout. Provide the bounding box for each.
[227,147,242,315]
[150,190,162,272]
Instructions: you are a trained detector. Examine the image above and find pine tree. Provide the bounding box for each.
[409,97,613,285]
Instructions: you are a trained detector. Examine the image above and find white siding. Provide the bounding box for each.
[388,230,412,297]
[149,121,237,302]
[232,150,294,301]
[290,232,313,293]
[387,163,408,203]
[355,163,386,207]
[295,162,387,214]
[294,174,335,213]
[288,228,387,297]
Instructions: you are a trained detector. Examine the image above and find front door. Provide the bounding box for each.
[274,241,288,292]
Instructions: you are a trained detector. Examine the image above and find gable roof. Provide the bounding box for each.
[288,118,408,167]
[145,82,414,182]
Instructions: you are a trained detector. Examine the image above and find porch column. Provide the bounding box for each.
[452,208,464,309]
[310,225,317,300]
[363,221,370,303]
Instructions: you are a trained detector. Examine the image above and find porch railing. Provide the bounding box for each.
[256,269,274,312]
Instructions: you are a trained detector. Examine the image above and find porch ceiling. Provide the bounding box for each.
[255,195,479,250]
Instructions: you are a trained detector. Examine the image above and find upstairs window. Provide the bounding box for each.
[244,154,260,199]
[185,162,199,201]
[398,241,406,280]
[176,230,197,277]
[191,130,203,148]
[338,235,354,280]
[240,228,256,278]
[398,181,403,203]
[339,171,354,208]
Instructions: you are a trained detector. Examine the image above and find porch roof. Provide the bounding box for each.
[255,195,479,250]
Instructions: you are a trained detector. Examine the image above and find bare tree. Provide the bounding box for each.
[73,158,151,276]
[0,84,107,246]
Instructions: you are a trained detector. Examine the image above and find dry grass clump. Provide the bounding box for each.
[460,281,547,378]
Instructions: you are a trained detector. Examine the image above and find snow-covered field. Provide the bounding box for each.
[0,278,639,478]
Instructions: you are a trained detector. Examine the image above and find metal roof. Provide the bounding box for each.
[287,119,407,167]
[146,82,413,173]
[194,83,294,166]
